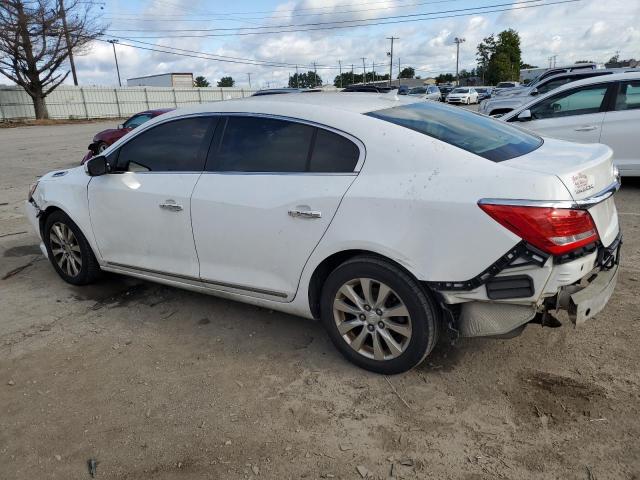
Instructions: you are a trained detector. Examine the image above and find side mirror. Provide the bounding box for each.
[530,88,539,96]
[84,155,109,176]
[517,109,532,121]
[117,124,125,129]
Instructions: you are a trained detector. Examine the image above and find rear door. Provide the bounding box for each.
[88,116,215,277]
[515,82,614,143]
[190,115,363,300]
[600,79,640,176]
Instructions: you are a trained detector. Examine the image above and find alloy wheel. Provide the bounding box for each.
[333,277,412,361]
[50,222,82,277]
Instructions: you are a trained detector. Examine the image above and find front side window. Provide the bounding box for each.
[615,80,640,110]
[117,117,212,172]
[366,101,542,162]
[123,114,153,129]
[529,84,609,120]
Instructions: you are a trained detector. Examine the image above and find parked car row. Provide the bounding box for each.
[29,93,621,374]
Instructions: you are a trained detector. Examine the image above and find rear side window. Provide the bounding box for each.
[208,116,360,173]
[366,101,542,162]
[118,117,212,172]
[214,116,314,172]
[309,129,359,172]
[615,81,640,110]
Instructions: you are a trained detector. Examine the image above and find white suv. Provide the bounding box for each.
[501,72,640,176]
[26,94,620,373]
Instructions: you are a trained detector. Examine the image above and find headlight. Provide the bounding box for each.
[613,164,621,184]
[28,181,39,200]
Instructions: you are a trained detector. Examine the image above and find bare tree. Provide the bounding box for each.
[0,0,105,119]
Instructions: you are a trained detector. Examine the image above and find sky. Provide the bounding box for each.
[63,0,640,88]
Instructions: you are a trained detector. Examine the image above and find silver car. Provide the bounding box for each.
[408,85,441,101]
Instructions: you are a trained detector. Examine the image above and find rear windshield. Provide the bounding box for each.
[452,88,469,93]
[365,101,542,162]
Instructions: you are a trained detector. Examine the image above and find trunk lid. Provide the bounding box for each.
[503,137,619,246]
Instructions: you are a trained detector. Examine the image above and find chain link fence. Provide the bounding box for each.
[0,86,259,121]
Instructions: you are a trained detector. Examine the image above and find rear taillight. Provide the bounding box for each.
[478,204,599,256]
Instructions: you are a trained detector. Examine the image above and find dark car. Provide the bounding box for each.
[397,85,410,95]
[475,87,493,101]
[342,85,392,93]
[438,85,454,101]
[81,108,173,164]
[252,88,321,96]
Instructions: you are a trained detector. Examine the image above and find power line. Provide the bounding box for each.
[105,0,583,38]
[104,0,463,22]
[106,0,555,33]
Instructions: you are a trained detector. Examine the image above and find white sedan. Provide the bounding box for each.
[26,93,621,374]
[446,87,479,105]
[500,72,640,176]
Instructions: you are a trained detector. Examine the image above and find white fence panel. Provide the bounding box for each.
[0,85,258,120]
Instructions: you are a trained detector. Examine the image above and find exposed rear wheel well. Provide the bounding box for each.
[307,250,428,319]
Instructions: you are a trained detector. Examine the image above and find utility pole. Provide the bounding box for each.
[361,57,367,84]
[398,57,401,80]
[338,60,342,88]
[247,73,252,89]
[386,36,398,87]
[108,39,122,87]
[372,60,375,83]
[454,37,465,85]
[58,0,78,85]
[313,62,317,87]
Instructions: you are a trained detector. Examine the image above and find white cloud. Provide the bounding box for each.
[63,0,640,88]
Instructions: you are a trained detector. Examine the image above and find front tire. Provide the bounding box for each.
[320,256,440,374]
[96,141,108,153]
[44,211,101,285]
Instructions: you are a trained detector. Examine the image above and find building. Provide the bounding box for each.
[126,73,194,88]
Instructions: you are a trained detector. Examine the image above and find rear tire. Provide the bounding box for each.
[96,141,108,153]
[44,210,101,285]
[320,255,440,374]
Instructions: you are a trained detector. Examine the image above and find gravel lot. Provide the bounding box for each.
[1,119,639,480]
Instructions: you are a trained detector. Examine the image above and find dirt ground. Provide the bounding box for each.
[1,120,639,480]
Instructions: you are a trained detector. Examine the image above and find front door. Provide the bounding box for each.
[191,115,363,300]
[88,116,214,277]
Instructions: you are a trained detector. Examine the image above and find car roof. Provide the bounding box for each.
[502,71,640,120]
[159,92,423,118]
[139,108,174,115]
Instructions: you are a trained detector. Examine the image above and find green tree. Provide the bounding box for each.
[575,60,594,64]
[435,73,455,84]
[398,66,415,79]
[475,29,521,85]
[194,75,210,87]
[288,70,322,88]
[217,76,235,87]
[520,62,538,69]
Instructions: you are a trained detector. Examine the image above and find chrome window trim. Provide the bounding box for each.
[478,180,621,210]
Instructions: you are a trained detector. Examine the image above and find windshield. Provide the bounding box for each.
[365,101,542,162]
[409,87,426,94]
[476,88,487,93]
[452,88,469,93]
[496,82,515,88]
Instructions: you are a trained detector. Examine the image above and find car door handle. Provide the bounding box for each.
[159,201,183,212]
[288,209,322,219]
[574,125,598,132]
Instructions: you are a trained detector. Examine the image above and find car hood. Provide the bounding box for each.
[93,128,121,141]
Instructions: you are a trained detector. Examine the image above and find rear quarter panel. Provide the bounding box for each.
[300,117,573,285]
